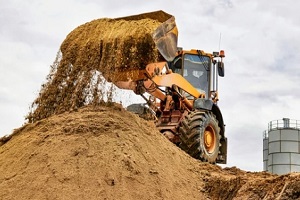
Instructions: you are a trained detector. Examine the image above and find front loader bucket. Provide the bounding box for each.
[58,10,178,85]
[152,16,178,62]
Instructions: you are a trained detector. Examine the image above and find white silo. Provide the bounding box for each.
[263,118,300,175]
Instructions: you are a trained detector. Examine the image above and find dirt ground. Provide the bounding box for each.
[1,104,299,200]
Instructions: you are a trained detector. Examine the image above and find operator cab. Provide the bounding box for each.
[171,53,210,99]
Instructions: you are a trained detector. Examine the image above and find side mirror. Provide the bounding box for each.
[217,62,225,77]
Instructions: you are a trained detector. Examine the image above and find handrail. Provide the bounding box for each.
[263,118,300,139]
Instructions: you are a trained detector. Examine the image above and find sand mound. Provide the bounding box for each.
[1,104,300,200]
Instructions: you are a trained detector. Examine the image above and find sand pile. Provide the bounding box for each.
[1,104,300,200]
[27,10,170,123]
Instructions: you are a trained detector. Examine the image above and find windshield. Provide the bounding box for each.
[183,54,210,96]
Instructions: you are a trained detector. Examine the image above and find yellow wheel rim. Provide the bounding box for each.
[204,125,216,153]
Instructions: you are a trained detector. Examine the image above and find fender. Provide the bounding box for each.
[193,98,225,138]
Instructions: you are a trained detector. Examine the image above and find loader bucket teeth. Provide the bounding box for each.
[152,16,178,62]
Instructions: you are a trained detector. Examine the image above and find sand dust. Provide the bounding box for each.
[27,11,169,123]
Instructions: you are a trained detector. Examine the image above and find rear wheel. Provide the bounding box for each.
[178,111,221,163]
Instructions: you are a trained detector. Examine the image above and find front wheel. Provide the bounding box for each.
[178,111,221,163]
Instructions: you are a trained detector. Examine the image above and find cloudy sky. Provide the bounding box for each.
[1,0,300,172]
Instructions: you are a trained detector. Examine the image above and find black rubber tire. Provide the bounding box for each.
[178,111,221,163]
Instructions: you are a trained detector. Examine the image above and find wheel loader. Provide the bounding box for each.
[105,11,227,164]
